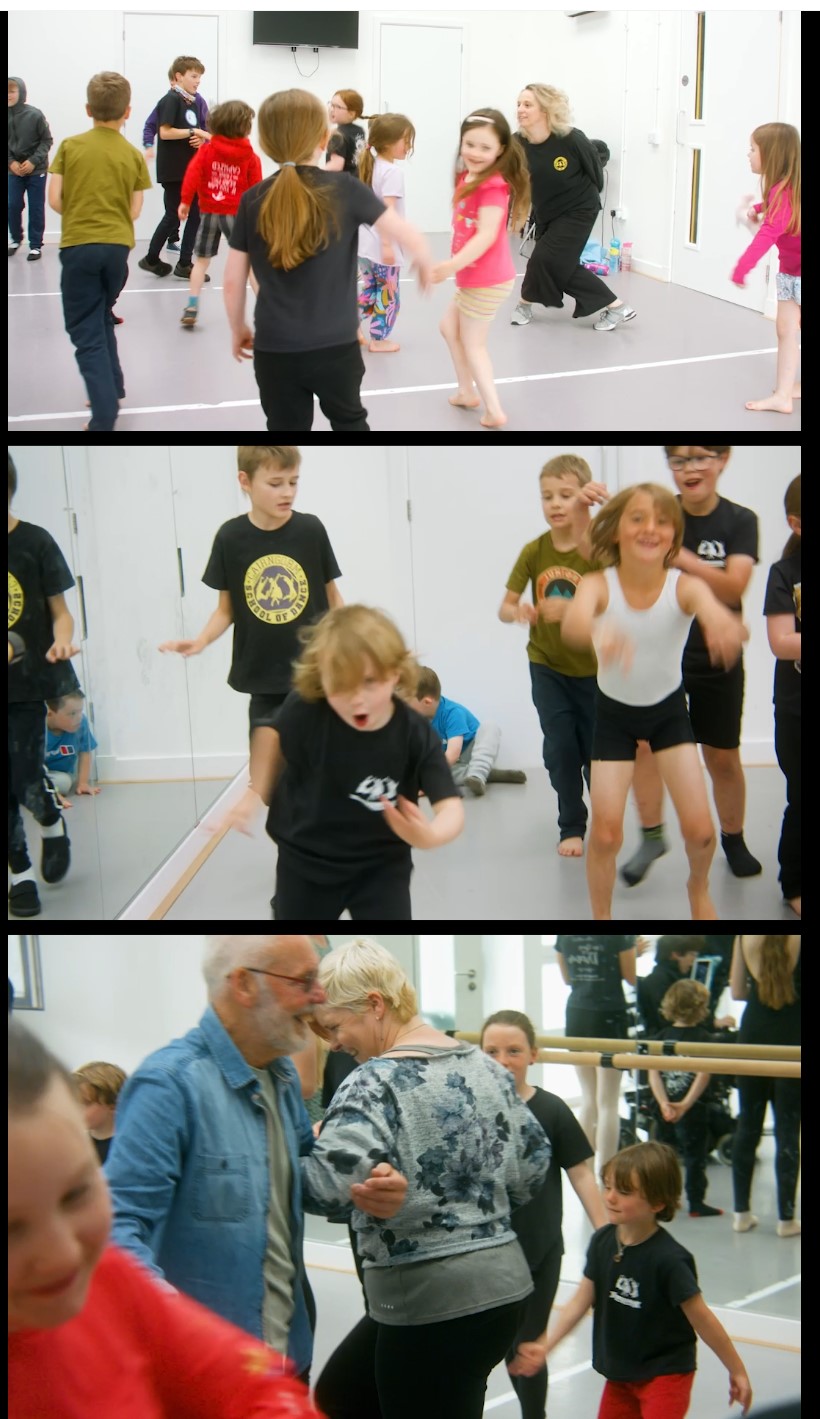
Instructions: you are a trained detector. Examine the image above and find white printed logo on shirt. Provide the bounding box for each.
[610,1273,641,1308]
[696,539,727,565]
[348,775,399,812]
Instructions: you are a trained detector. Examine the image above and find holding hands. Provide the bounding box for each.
[508,1341,548,1379]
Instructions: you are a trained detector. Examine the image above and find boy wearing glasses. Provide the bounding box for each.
[622,446,761,886]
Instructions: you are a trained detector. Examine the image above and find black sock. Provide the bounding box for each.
[720,832,762,877]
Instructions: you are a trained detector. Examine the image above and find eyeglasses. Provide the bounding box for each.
[667,454,721,471]
[241,967,320,993]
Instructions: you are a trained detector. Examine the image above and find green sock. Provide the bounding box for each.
[620,824,668,887]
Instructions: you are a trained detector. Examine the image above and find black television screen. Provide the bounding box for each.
[252,12,359,49]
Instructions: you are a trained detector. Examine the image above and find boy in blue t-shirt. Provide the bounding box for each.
[410,666,526,797]
[45,690,100,800]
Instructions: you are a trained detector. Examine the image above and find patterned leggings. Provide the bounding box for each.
[358,258,401,339]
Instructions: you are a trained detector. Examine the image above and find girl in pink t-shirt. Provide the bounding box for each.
[731,121,801,415]
[433,108,530,429]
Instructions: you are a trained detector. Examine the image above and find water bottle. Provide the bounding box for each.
[621,241,633,271]
[609,238,620,272]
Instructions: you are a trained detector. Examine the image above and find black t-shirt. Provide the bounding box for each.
[8,520,81,703]
[763,551,801,715]
[512,1087,593,1269]
[267,693,457,885]
[327,121,365,174]
[202,511,342,694]
[678,495,759,668]
[523,128,603,226]
[555,937,635,1010]
[230,168,385,353]
[155,90,199,184]
[652,1023,719,1101]
[584,1224,700,1381]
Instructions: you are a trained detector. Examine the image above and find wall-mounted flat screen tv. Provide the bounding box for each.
[252,13,359,49]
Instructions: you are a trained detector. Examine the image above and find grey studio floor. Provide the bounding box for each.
[8,231,801,433]
[303,1132,800,1417]
[9,763,797,922]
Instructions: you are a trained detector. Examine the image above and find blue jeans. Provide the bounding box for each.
[529,662,596,840]
[8,170,47,247]
[59,243,130,430]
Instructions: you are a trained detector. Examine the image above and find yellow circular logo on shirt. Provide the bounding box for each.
[244,555,309,625]
[8,572,24,629]
[554,156,568,171]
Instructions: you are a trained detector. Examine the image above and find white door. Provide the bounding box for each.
[672,10,781,310]
[378,22,464,233]
[123,12,220,242]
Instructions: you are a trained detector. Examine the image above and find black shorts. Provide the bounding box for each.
[592,685,694,761]
[683,656,745,750]
[566,1006,631,1042]
[248,692,289,734]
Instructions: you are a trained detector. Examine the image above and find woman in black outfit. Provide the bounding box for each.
[512,83,636,331]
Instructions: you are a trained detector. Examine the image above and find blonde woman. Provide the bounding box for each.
[304,938,551,1419]
[513,83,635,331]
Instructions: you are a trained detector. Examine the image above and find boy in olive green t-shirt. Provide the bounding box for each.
[47,70,151,432]
[499,455,608,856]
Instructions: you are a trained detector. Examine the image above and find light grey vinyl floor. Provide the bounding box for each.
[8,233,801,433]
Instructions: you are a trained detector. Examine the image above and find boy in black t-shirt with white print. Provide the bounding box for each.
[8,454,80,918]
[160,446,343,834]
[510,1141,752,1419]
[622,445,761,888]
[140,56,209,278]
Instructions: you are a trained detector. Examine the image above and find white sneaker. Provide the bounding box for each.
[732,1212,759,1232]
[594,303,636,331]
[776,1220,801,1237]
[510,302,533,325]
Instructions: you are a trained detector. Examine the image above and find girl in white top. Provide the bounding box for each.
[563,483,748,921]
[357,113,413,353]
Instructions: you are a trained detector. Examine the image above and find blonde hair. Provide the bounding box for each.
[237,446,301,479]
[518,83,573,138]
[319,939,418,1022]
[590,483,684,569]
[72,1061,128,1107]
[755,936,797,1010]
[660,980,711,1027]
[753,122,801,237]
[292,605,419,701]
[540,454,592,487]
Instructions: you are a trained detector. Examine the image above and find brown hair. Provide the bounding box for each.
[480,1009,537,1051]
[358,113,416,188]
[86,72,131,123]
[590,483,684,569]
[237,446,302,479]
[755,936,797,1011]
[540,454,592,487]
[753,122,801,237]
[656,935,704,963]
[601,1142,682,1222]
[72,1061,128,1108]
[783,473,801,558]
[169,56,205,81]
[206,100,255,140]
[292,605,419,701]
[334,89,365,120]
[660,979,711,1027]
[8,1020,76,1116]
[663,446,731,458]
[255,90,340,270]
[453,109,531,231]
[416,666,442,701]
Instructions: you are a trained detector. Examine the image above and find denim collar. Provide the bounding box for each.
[198,1005,297,1091]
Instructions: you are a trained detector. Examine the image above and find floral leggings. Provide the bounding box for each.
[358,257,401,339]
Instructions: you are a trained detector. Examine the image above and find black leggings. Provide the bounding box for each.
[315,1300,524,1419]
[732,1075,801,1220]
[506,1243,563,1419]
[521,206,616,317]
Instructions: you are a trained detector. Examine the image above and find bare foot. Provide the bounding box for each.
[357,329,367,346]
[449,392,481,409]
[480,412,509,428]
[368,340,400,352]
[791,382,801,399]
[558,837,584,857]
[745,393,794,413]
[688,888,717,920]
[787,895,801,916]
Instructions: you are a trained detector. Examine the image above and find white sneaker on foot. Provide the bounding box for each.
[594,303,636,330]
[776,1220,801,1237]
[732,1212,759,1232]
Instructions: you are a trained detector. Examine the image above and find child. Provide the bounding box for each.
[178,99,262,328]
[732,122,801,414]
[72,1060,128,1165]
[8,1020,319,1419]
[139,56,209,279]
[433,107,531,428]
[763,474,801,915]
[45,690,100,802]
[509,1142,752,1418]
[142,65,212,252]
[650,980,724,1218]
[621,447,760,887]
[8,76,52,260]
[159,446,343,830]
[46,71,151,432]
[410,665,526,795]
[8,453,80,919]
[356,113,415,353]
[224,89,434,432]
[250,604,463,920]
[561,482,748,921]
[325,90,367,172]
[481,1009,608,1419]
[500,454,608,856]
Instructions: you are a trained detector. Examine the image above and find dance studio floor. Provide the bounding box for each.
[8,233,801,433]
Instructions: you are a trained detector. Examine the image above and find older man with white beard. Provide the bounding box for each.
[106,935,407,1384]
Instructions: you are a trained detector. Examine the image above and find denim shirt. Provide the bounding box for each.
[105,1006,315,1374]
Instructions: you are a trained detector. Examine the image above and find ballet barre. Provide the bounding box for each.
[455,1032,800,1062]
[526,1050,800,1079]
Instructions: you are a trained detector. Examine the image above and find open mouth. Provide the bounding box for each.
[353,714,369,728]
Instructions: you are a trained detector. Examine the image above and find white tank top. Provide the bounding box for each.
[596,566,693,706]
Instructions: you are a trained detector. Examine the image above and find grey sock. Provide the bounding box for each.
[620,826,668,887]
